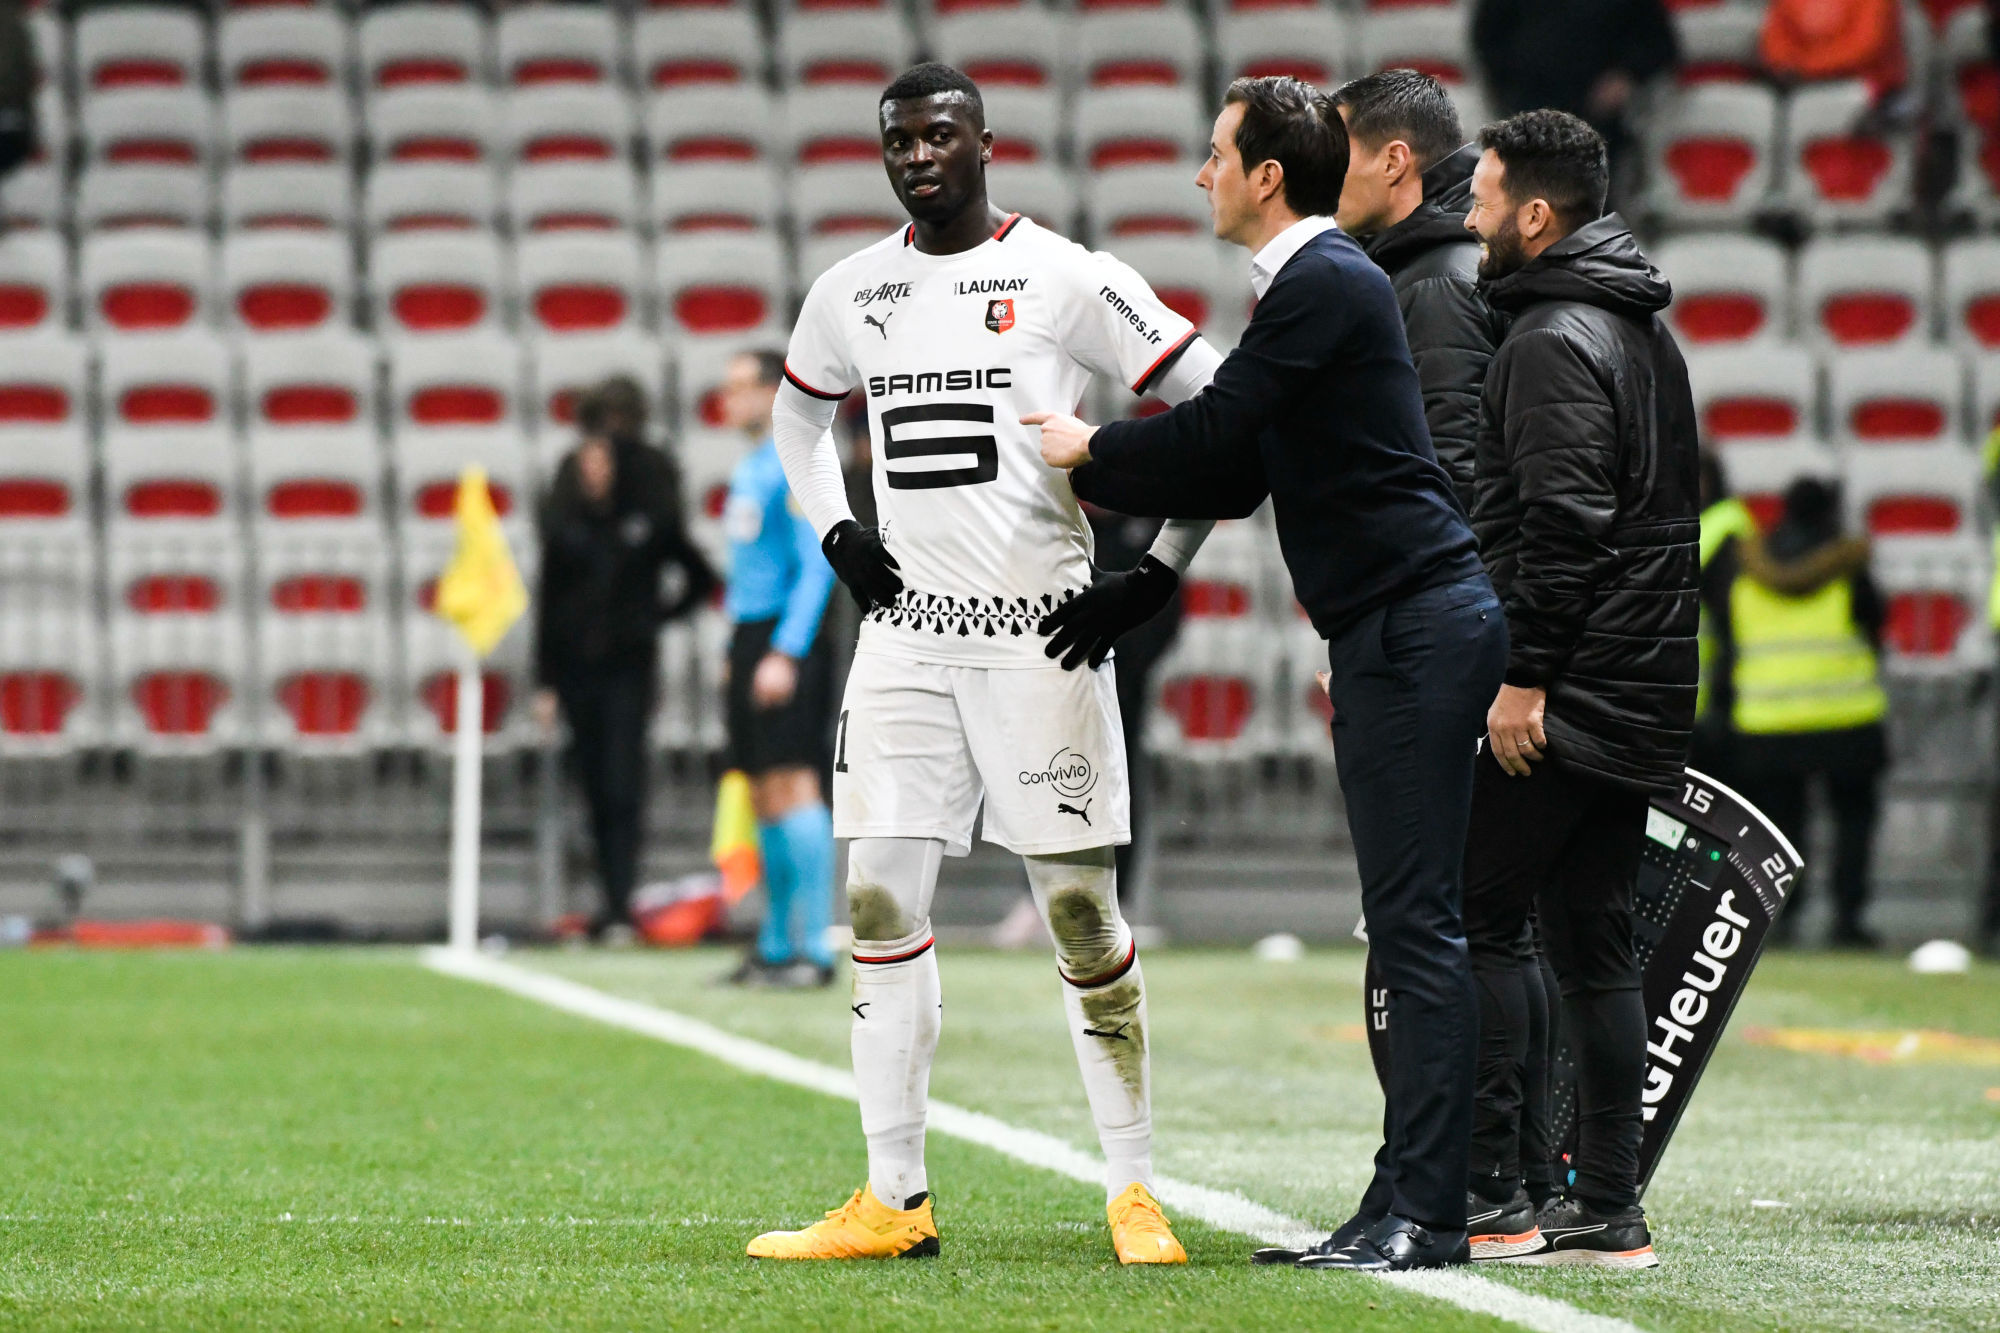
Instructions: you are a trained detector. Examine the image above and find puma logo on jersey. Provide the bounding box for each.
[863,312,893,340]
[1058,800,1092,825]
[1083,1022,1129,1041]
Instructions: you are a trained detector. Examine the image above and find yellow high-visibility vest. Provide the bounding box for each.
[1696,497,1758,720]
[1730,574,1887,735]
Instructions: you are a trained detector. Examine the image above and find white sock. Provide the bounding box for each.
[1026,848,1155,1203]
[846,838,944,1210]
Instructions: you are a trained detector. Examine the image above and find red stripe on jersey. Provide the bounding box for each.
[1131,327,1199,395]
[783,364,850,401]
[992,212,1023,240]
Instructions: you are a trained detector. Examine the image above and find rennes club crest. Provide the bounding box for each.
[985,299,1015,334]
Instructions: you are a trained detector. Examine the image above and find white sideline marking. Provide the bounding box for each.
[422,947,1643,1333]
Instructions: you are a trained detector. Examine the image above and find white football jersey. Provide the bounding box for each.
[784,213,1197,667]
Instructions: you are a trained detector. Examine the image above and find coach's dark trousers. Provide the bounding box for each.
[1324,572,1508,1233]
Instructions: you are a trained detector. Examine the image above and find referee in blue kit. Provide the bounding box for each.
[718,349,840,989]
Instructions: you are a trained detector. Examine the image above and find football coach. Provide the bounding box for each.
[1028,75,1507,1272]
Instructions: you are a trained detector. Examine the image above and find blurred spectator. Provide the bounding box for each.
[1472,0,1678,194]
[1706,477,1887,949]
[0,1,35,183]
[1760,0,1908,100]
[715,350,839,989]
[533,383,717,941]
[1693,451,1758,777]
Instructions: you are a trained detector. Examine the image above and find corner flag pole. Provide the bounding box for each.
[431,464,528,955]
[447,648,484,953]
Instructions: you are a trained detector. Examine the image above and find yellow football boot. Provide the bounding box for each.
[1107,1183,1188,1265]
[746,1186,940,1260]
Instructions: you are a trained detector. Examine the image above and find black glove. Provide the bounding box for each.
[821,519,903,614]
[1037,554,1179,671]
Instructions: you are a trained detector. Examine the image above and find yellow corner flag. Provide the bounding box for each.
[433,465,527,658]
[710,769,762,904]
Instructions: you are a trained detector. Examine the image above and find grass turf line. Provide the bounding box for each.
[536,947,2000,1333]
[0,949,1512,1333]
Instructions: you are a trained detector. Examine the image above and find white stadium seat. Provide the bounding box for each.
[1653,234,1789,348]
[495,5,622,87]
[358,5,490,90]
[635,7,765,90]
[222,163,353,232]
[1826,348,1966,448]
[364,162,501,235]
[221,231,353,335]
[219,8,351,90]
[80,230,215,333]
[515,232,646,337]
[1795,235,1935,351]
[370,232,508,337]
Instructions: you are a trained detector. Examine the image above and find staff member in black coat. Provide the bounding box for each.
[533,384,718,939]
[1029,76,1508,1273]
[1330,64,1573,1240]
[1333,69,1506,511]
[1460,111,1699,1267]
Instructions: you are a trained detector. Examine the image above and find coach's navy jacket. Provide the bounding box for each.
[1072,226,1483,641]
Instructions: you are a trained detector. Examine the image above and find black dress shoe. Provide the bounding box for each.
[1249,1213,1376,1265]
[1297,1214,1470,1271]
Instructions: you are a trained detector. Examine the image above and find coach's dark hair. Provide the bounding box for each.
[741,348,786,388]
[1477,109,1609,234]
[1222,76,1347,218]
[1331,69,1463,174]
[880,62,984,127]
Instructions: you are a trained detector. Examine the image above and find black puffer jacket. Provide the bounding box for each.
[1474,214,1701,795]
[1359,144,1507,513]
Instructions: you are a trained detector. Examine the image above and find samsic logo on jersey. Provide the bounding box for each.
[1100,286,1165,345]
[866,366,1012,397]
[984,299,1015,334]
[854,282,912,307]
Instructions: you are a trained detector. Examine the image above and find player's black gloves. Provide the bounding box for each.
[821,519,904,614]
[1037,554,1179,671]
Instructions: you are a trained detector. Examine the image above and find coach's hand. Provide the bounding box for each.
[821,519,903,614]
[1487,684,1548,777]
[1022,411,1097,469]
[1038,555,1179,670]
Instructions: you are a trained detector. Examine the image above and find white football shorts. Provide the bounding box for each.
[832,651,1131,857]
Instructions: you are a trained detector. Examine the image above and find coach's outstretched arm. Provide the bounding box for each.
[1028,274,1337,510]
[1037,342,1232,670]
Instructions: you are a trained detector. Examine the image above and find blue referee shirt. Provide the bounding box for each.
[723,438,836,657]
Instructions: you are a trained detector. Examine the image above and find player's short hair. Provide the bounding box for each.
[1477,109,1609,235]
[1331,69,1464,175]
[880,62,984,128]
[739,348,786,388]
[1222,76,1347,219]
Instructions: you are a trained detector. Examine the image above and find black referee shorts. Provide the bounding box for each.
[725,617,834,776]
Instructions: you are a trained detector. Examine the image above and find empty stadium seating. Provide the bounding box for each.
[7,0,1996,775]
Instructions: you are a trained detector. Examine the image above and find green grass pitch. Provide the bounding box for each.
[2,945,1997,1331]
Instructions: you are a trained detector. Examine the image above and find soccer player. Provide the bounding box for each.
[717,349,840,989]
[744,62,1225,1264]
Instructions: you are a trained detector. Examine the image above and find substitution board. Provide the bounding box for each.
[1549,767,1804,1195]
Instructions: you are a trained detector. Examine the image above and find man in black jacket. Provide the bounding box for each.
[1333,65,1564,1246]
[1333,69,1505,511]
[1461,110,1699,1267]
[1030,76,1508,1272]
[533,384,717,939]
